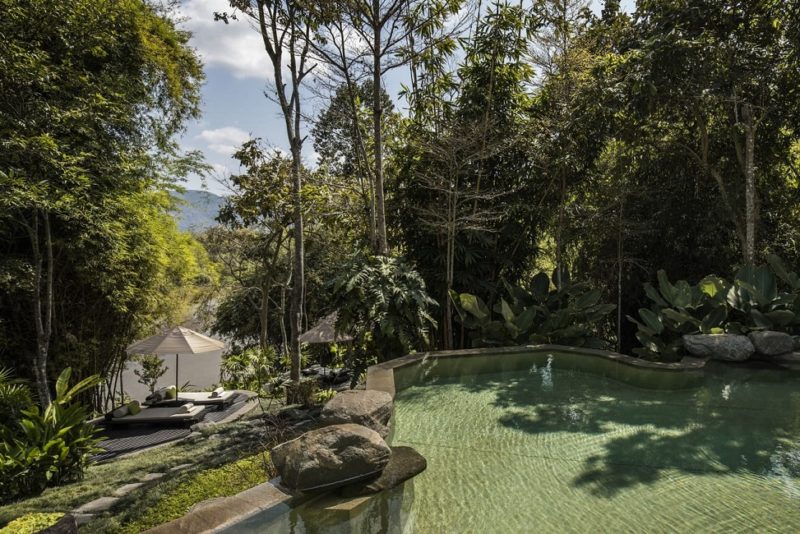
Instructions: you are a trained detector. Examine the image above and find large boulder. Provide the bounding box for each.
[682,334,754,361]
[321,389,393,437]
[748,331,794,357]
[271,423,391,493]
[338,446,427,497]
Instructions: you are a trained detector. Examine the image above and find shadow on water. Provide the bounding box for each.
[433,361,800,498]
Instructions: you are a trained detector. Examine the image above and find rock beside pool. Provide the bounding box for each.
[748,331,794,357]
[321,389,393,437]
[338,446,427,497]
[271,423,391,493]
[682,334,754,361]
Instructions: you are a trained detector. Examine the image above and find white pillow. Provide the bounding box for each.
[177,402,195,414]
[112,405,130,418]
[210,386,224,398]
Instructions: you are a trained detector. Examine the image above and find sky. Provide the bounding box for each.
[176,0,634,196]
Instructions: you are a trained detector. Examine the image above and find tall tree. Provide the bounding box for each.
[306,0,464,255]
[218,1,313,383]
[624,0,800,263]
[0,0,204,406]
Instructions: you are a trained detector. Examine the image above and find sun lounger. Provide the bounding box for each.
[144,389,237,410]
[105,405,208,426]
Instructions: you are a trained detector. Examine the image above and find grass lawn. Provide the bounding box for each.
[0,398,289,533]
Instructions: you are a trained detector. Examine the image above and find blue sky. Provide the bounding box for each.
[177,0,634,195]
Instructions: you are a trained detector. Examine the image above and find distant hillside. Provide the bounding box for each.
[172,190,225,232]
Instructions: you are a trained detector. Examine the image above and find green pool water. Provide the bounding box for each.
[231,350,800,533]
[392,353,800,533]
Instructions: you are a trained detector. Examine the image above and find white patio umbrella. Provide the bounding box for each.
[126,326,226,389]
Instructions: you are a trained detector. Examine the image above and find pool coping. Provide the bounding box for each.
[366,344,707,399]
[145,344,706,533]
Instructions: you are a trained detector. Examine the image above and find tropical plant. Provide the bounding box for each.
[315,388,337,405]
[0,367,34,431]
[628,255,800,361]
[0,367,104,502]
[333,254,438,368]
[627,270,730,361]
[450,269,616,349]
[220,347,275,393]
[132,355,168,394]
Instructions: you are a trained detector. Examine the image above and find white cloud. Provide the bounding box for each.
[197,126,251,156]
[178,0,271,80]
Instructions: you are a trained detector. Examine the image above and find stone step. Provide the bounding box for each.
[73,496,119,514]
[112,482,145,497]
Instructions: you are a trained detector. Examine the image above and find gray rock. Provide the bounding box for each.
[338,446,427,497]
[321,389,393,437]
[682,334,754,361]
[271,423,391,493]
[748,331,794,356]
[792,336,800,351]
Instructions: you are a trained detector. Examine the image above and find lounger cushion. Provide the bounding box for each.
[128,400,141,415]
[177,402,194,414]
[176,391,235,404]
[110,405,206,423]
[211,386,224,398]
[112,405,129,418]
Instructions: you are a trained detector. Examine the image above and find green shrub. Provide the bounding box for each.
[0,368,33,433]
[0,368,103,503]
[0,512,63,534]
[315,388,337,405]
[450,269,616,349]
[332,254,438,367]
[220,347,276,392]
[629,255,800,361]
[118,453,271,533]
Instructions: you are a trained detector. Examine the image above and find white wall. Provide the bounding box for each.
[121,350,224,401]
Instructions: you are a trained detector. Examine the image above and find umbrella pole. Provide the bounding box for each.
[175,353,179,392]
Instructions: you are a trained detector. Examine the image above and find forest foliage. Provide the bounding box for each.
[2,0,800,415]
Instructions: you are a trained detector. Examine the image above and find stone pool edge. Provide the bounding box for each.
[145,344,705,533]
[366,344,707,399]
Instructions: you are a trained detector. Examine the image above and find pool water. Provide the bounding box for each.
[391,354,800,532]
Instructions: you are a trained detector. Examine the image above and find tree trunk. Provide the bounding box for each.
[616,197,624,353]
[289,147,305,382]
[372,3,388,255]
[29,209,53,407]
[742,103,757,264]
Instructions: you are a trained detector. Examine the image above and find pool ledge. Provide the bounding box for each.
[144,478,300,534]
[366,344,708,399]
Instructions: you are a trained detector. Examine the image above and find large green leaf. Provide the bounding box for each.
[54,368,72,400]
[661,308,700,327]
[700,306,727,334]
[767,254,800,290]
[498,298,516,323]
[698,275,728,300]
[643,283,668,307]
[657,270,678,306]
[638,308,664,334]
[514,306,537,333]
[575,289,602,309]
[459,293,489,320]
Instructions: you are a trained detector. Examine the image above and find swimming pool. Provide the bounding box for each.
[228,349,800,533]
